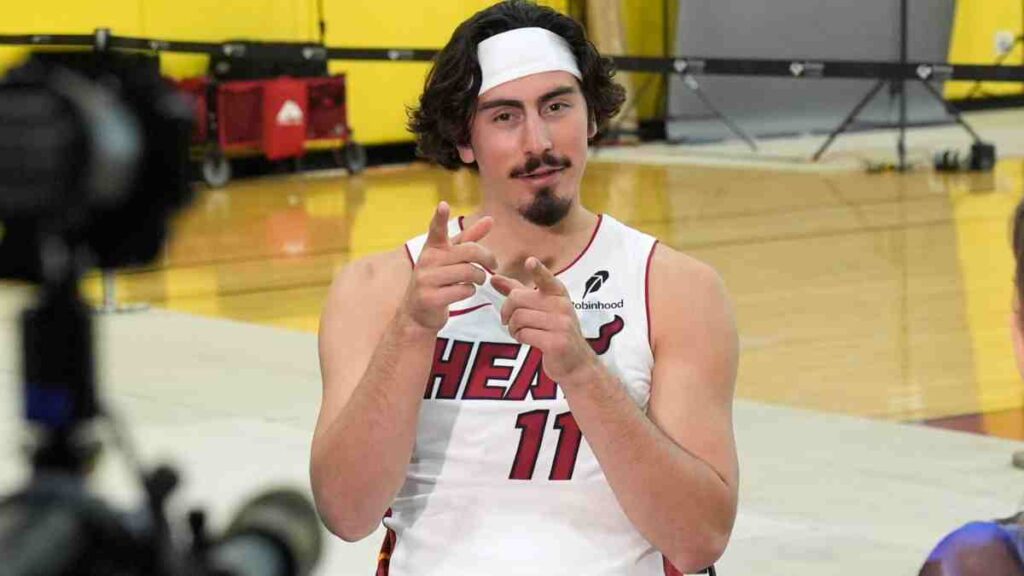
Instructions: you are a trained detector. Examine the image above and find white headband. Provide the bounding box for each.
[477,27,582,95]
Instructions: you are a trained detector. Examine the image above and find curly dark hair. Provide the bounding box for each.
[408,0,626,170]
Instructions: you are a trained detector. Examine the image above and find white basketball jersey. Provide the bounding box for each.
[379,214,668,576]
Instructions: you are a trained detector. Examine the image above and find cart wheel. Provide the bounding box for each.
[339,142,367,174]
[202,154,232,188]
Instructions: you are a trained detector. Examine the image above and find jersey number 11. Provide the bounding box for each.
[509,410,582,481]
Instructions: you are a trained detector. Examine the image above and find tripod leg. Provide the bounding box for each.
[682,74,759,152]
[812,79,887,161]
[898,77,907,171]
[94,270,149,315]
[918,79,984,144]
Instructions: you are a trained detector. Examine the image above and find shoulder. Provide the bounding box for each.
[647,244,735,352]
[329,247,412,298]
[649,243,727,299]
[318,247,412,377]
[321,247,412,327]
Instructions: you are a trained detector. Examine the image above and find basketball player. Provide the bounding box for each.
[310,2,739,574]
[917,199,1024,576]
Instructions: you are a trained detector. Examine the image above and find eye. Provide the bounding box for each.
[492,109,522,124]
[547,102,571,114]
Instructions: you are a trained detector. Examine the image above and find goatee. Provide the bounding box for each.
[520,186,573,227]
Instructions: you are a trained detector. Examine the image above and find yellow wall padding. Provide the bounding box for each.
[149,0,318,79]
[0,0,568,146]
[325,0,496,146]
[586,0,637,136]
[946,0,1024,99]
[0,0,144,82]
[620,0,671,122]
[3,1,1021,143]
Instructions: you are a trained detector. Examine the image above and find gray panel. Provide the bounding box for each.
[666,0,956,142]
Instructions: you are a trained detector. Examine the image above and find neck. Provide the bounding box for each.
[465,198,598,283]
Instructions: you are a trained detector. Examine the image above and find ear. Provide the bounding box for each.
[457,143,475,165]
[587,116,598,139]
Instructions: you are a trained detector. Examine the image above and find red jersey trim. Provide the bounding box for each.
[455,216,496,274]
[376,508,397,576]
[663,555,685,575]
[554,213,603,276]
[403,243,415,269]
[449,303,492,317]
[455,213,604,278]
[645,240,659,349]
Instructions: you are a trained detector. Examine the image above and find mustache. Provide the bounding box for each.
[509,151,572,178]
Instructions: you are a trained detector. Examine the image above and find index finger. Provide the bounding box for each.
[526,257,567,297]
[452,216,493,246]
[425,202,451,248]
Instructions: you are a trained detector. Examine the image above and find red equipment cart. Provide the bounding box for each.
[175,74,365,187]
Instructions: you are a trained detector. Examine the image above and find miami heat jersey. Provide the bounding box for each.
[380,214,663,575]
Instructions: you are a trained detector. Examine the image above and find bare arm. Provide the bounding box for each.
[310,203,496,542]
[564,246,738,571]
[646,246,739,567]
[493,247,739,571]
[310,248,429,542]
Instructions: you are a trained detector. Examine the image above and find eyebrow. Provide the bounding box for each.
[476,85,579,112]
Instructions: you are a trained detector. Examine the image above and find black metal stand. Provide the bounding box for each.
[605,71,758,151]
[660,0,756,151]
[674,73,758,151]
[812,0,983,169]
[93,270,150,314]
[602,0,757,151]
[4,232,181,575]
[316,0,327,44]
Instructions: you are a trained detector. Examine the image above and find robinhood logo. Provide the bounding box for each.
[581,270,609,300]
[574,270,623,310]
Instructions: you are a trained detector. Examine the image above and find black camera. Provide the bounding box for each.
[0,50,322,576]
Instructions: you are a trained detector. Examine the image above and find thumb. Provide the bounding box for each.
[526,257,567,296]
[490,274,524,297]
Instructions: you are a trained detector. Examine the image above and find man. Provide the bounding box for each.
[310,2,738,574]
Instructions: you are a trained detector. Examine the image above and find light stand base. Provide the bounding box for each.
[812,78,984,170]
[93,271,149,315]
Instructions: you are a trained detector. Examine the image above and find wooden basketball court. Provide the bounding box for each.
[81,146,1024,439]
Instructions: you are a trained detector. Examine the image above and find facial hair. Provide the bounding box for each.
[509,150,570,178]
[520,186,573,227]
[511,150,574,227]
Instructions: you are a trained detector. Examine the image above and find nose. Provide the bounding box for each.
[521,111,552,156]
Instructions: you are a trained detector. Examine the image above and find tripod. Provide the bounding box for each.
[595,0,757,151]
[602,66,759,152]
[812,0,984,169]
[668,72,758,151]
